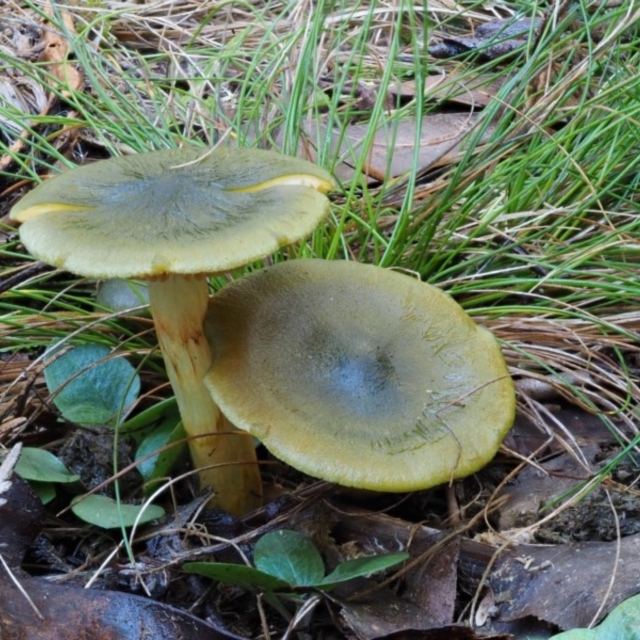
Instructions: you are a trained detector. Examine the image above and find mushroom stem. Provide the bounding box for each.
[148,275,262,515]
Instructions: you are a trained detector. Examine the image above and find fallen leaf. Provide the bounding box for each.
[338,592,474,640]
[293,113,494,182]
[429,18,543,61]
[550,592,640,639]
[393,74,506,109]
[498,450,599,532]
[503,406,617,461]
[403,538,460,625]
[40,8,84,94]
[478,534,640,630]
[1,576,246,640]
[334,505,640,634]
[380,632,508,640]
[333,510,460,634]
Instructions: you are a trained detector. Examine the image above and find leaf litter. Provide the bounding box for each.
[1,0,640,638]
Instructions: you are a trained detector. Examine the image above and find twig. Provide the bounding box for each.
[0,553,44,620]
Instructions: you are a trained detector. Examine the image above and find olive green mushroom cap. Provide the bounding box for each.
[10,147,335,279]
[203,259,515,492]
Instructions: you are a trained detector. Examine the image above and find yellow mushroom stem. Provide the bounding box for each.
[147,274,262,515]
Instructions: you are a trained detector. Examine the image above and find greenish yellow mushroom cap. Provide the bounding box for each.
[9,147,335,278]
[203,259,515,492]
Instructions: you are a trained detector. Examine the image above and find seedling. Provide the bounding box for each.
[184,529,408,615]
[15,342,174,527]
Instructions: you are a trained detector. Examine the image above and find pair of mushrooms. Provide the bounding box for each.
[10,146,515,515]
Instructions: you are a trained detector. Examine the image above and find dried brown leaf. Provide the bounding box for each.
[488,534,640,630]
[40,8,84,94]
[393,75,506,109]
[291,113,494,182]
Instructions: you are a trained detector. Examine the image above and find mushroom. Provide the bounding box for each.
[203,259,515,491]
[10,146,335,514]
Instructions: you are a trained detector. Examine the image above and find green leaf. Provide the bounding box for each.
[319,552,409,588]
[71,494,164,529]
[119,397,178,438]
[16,447,80,483]
[183,562,290,592]
[254,530,325,587]
[44,343,140,427]
[135,416,185,491]
[551,593,640,640]
[29,481,56,505]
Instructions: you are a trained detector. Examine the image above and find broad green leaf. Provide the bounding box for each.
[320,552,409,588]
[551,593,640,640]
[16,447,80,483]
[135,416,185,491]
[119,397,178,438]
[183,562,290,592]
[71,494,164,529]
[29,481,56,505]
[254,530,325,587]
[44,343,140,427]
